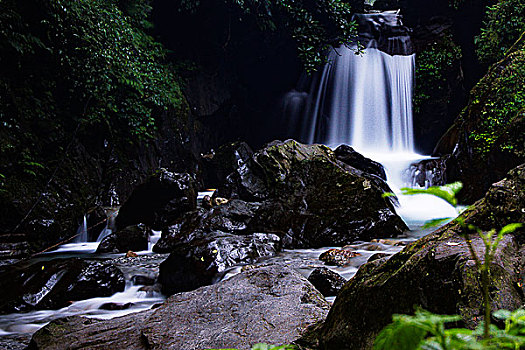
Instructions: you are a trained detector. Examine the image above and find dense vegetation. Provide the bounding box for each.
[475,0,525,64]
[0,0,182,181]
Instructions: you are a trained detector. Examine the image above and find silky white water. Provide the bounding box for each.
[285,12,459,227]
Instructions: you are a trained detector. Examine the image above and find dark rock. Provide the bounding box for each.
[153,200,262,253]
[308,267,346,297]
[334,145,387,180]
[115,169,197,230]
[96,224,150,254]
[30,265,329,350]
[99,302,134,311]
[0,233,30,267]
[131,275,155,286]
[319,249,361,267]
[406,157,448,188]
[201,141,254,189]
[315,164,525,350]
[228,140,408,248]
[0,259,125,313]
[367,252,389,262]
[158,231,281,295]
[159,141,407,251]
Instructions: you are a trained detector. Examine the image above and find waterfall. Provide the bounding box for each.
[292,12,415,154]
[74,215,88,243]
[283,11,459,227]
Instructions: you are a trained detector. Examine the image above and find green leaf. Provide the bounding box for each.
[422,218,452,229]
[400,182,462,207]
[499,223,523,235]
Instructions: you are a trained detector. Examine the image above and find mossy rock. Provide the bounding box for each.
[435,32,525,202]
[312,164,525,350]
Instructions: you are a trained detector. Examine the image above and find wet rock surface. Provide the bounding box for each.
[319,248,361,267]
[96,224,150,254]
[314,164,525,350]
[158,231,281,295]
[153,140,407,296]
[201,141,254,189]
[115,169,197,230]
[30,264,330,350]
[308,267,346,297]
[216,140,407,248]
[0,258,125,313]
[334,144,387,180]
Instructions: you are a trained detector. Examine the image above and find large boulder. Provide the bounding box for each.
[219,140,408,248]
[30,265,330,350]
[115,169,197,230]
[0,259,125,313]
[96,224,150,254]
[313,164,525,350]
[434,33,525,202]
[158,231,281,295]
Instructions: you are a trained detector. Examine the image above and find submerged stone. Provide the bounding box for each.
[0,258,125,313]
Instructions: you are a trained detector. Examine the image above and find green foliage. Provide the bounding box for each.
[413,33,462,114]
[0,0,182,180]
[374,308,525,350]
[179,0,357,72]
[475,0,525,64]
[465,39,525,158]
[400,182,463,207]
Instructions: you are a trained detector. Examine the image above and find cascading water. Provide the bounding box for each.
[73,215,88,243]
[284,11,458,229]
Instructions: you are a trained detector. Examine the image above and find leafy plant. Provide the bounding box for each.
[0,0,183,183]
[374,308,525,350]
[413,33,462,115]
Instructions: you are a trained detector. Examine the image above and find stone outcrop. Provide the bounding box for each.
[30,265,329,350]
[216,140,407,248]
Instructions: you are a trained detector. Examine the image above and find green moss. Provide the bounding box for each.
[464,38,525,159]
